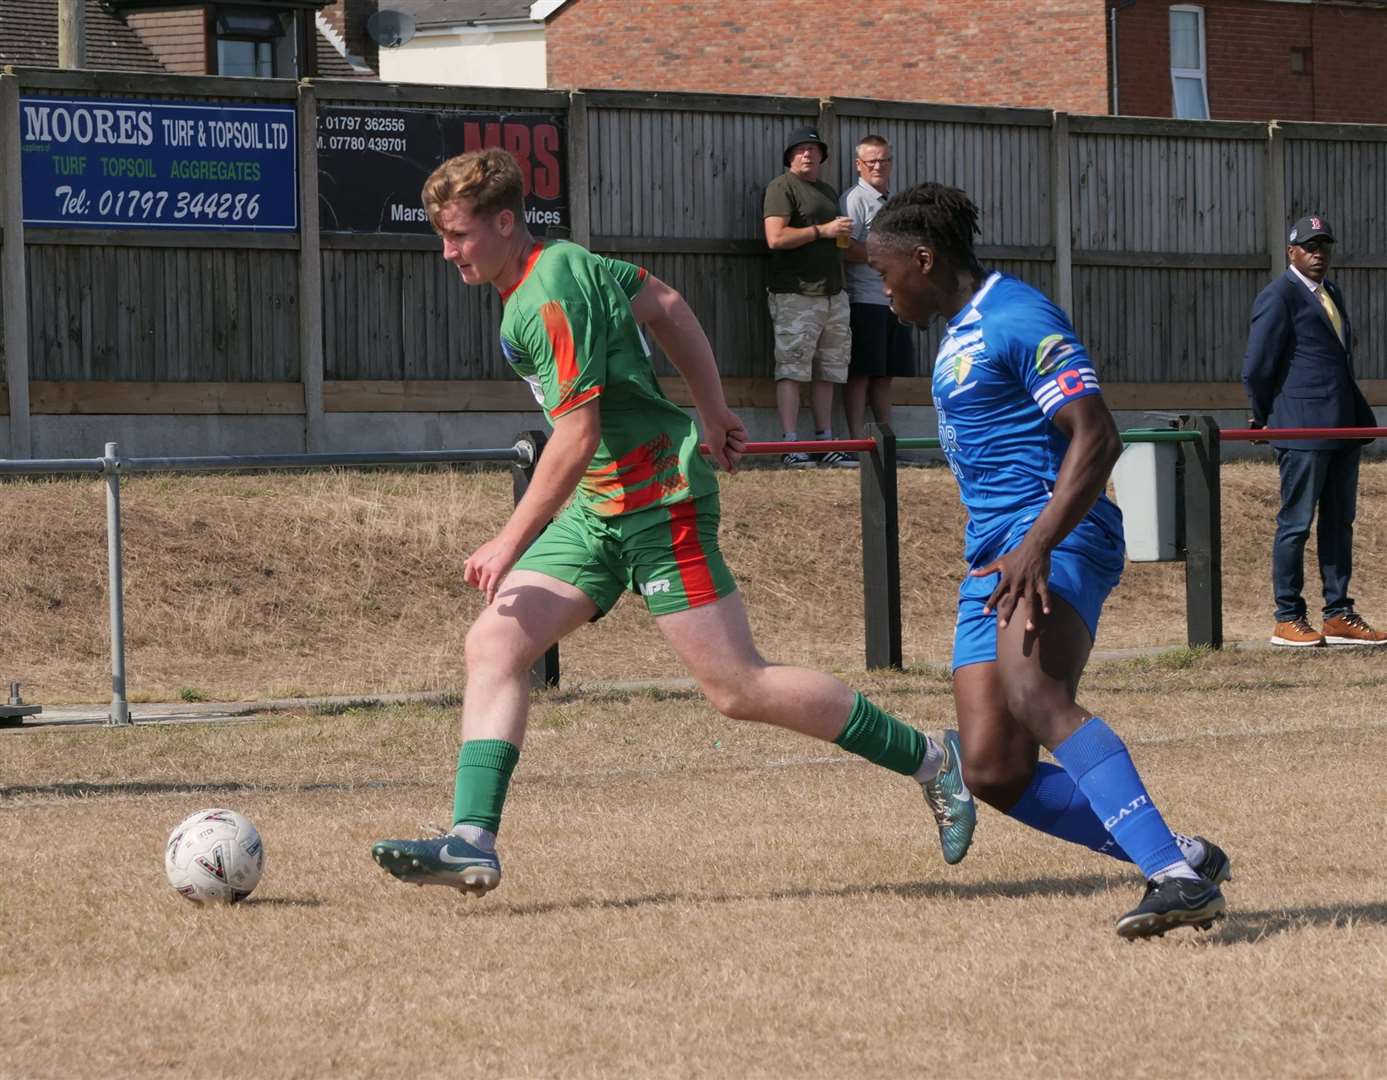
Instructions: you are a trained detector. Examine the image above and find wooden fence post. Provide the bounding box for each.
[568,91,591,248]
[1180,415,1223,649]
[1052,111,1074,317]
[1,73,31,459]
[860,422,903,670]
[817,97,839,178]
[513,429,560,688]
[1266,121,1286,279]
[297,81,325,452]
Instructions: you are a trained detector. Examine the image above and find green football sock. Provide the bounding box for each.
[452,739,521,834]
[833,692,928,777]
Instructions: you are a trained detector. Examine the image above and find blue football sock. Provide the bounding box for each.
[1051,717,1184,879]
[1006,763,1131,863]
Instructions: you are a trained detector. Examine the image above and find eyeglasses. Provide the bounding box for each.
[857,158,893,168]
[1297,239,1333,253]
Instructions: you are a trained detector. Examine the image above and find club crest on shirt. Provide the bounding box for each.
[1035,333,1079,374]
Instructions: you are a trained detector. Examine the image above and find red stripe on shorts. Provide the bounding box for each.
[667,499,718,608]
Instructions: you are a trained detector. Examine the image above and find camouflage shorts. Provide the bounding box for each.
[767,291,851,384]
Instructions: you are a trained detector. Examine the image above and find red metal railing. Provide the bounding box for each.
[1221,426,1387,442]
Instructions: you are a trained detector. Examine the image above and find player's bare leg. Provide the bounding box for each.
[657,590,976,863]
[371,572,597,894]
[459,572,598,745]
[957,597,1228,937]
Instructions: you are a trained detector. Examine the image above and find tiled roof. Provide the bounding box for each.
[0,0,164,72]
[390,1,537,29]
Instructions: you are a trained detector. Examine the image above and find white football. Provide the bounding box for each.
[164,808,265,904]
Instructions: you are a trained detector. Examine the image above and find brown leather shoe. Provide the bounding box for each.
[1270,616,1325,647]
[1322,612,1387,646]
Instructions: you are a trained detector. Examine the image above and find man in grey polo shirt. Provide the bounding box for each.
[840,134,915,439]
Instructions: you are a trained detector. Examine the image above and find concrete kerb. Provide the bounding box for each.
[0,640,1280,734]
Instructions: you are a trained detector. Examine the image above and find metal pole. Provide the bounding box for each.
[104,443,131,726]
[860,423,903,670]
[512,430,559,689]
[1179,416,1223,649]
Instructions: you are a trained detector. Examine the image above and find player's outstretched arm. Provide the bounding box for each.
[629,275,746,473]
[464,402,600,605]
[971,395,1122,630]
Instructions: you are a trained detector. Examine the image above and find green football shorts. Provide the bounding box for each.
[512,492,737,617]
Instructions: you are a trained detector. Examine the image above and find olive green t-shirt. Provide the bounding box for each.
[763,171,844,297]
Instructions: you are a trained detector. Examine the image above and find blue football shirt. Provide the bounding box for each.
[931,271,1124,567]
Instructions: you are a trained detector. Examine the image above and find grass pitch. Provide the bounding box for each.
[5,461,1387,704]
[4,648,1387,1078]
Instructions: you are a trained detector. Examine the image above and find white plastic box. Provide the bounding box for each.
[1111,442,1178,562]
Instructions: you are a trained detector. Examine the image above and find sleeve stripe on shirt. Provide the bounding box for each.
[1034,365,1100,413]
[539,299,580,393]
[550,383,601,419]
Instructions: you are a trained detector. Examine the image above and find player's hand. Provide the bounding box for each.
[464,534,524,606]
[970,542,1052,632]
[1248,418,1268,446]
[702,407,747,474]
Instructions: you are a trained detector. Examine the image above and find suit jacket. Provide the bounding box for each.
[1242,269,1375,450]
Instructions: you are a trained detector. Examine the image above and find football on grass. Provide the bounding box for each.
[165,808,264,904]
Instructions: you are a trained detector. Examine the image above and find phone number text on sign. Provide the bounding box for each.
[20,96,297,231]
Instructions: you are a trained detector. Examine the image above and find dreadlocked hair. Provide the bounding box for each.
[871,182,984,277]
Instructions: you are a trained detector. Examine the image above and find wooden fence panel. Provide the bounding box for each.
[586,104,817,243]
[322,247,509,380]
[27,244,299,381]
[830,115,1054,249]
[7,71,1387,406]
[1069,128,1266,254]
[1333,269,1387,379]
[1282,130,1387,263]
[0,236,6,387]
[1073,266,1264,383]
[605,250,771,379]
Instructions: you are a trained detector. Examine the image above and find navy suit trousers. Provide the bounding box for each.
[1273,445,1361,621]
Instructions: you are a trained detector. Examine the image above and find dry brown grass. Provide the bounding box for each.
[3,460,1387,703]
[3,647,1386,1078]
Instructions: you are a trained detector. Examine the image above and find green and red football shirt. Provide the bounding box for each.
[498,241,718,517]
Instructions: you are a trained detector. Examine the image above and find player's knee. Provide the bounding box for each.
[1001,681,1057,733]
[703,678,756,721]
[464,620,531,677]
[961,758,1032,810]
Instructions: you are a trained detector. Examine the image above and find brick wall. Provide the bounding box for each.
[127,7,209,75]
[546,0,1110,114]
[1113,0,1387,123]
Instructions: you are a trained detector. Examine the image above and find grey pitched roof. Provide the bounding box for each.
[385,1,537,29]
[0,0,164,71]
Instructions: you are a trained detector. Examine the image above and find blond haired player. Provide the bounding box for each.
[371,149,976,894]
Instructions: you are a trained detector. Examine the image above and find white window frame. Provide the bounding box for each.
[1169,5,1210,120]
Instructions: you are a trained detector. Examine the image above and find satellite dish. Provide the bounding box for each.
[366,10,417,48]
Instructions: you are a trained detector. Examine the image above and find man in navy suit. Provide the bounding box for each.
[1243,214,1385,647]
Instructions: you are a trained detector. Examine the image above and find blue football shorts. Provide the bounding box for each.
[952,514,1125,671]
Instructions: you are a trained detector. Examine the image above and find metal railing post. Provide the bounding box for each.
[103,442,131,725]
[512,430,559,689]
[1179,416,1223,649]
[860,423,903,670]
